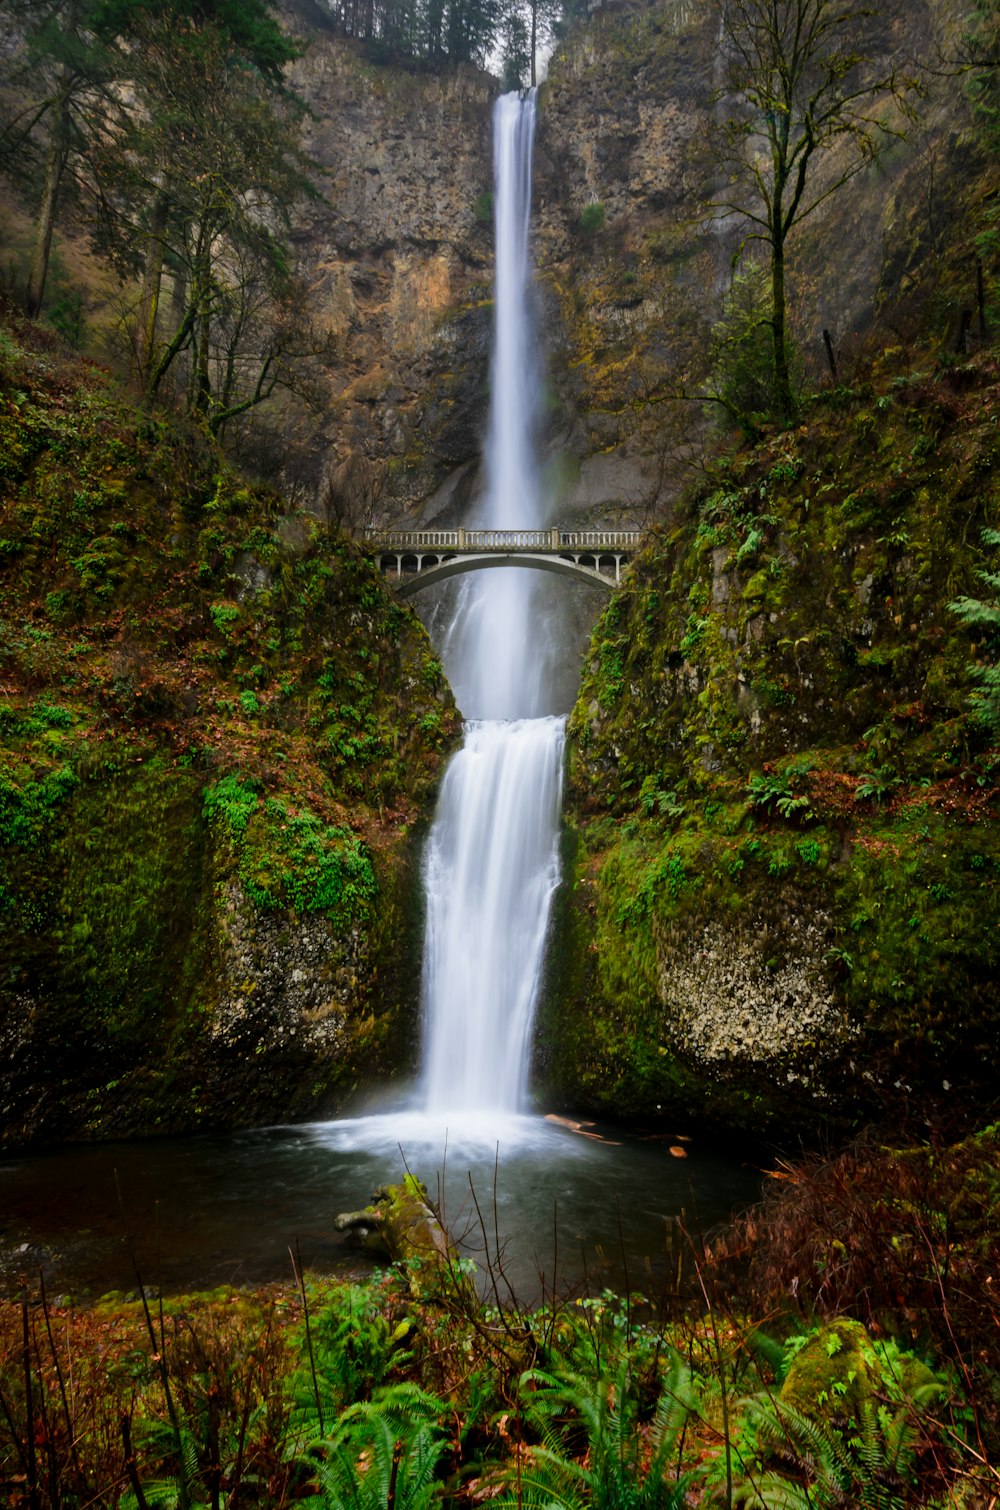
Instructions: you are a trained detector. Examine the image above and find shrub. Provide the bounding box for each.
[579,201,606,237]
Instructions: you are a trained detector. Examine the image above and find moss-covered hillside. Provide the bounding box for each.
[0,318,460,1148]
[540,354,1000,1135]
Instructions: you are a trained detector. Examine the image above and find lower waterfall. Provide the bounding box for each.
[421,715,565,1116]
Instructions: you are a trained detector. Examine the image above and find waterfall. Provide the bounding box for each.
[420,91,565,1120]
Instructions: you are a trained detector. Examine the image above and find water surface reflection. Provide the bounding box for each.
[0,1114,760,1301]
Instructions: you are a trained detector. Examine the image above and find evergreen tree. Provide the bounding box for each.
[0,0,116,315]
[87,1,314,423]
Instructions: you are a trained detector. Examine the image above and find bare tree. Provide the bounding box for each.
[714,0,917,419]
[318,450,390,536]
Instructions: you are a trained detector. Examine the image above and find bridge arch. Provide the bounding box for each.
[386,551,618,597]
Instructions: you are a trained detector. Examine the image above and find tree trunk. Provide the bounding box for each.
[771,237,793,420]
[133,187,171,392]
[25,75,73,319]
[189,219,214,419]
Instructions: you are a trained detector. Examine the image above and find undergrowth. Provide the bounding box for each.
[1,1130,998,1508]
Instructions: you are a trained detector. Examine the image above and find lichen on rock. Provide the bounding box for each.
[655,912,853,1071]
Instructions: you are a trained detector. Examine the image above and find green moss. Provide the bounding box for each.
[0,318,460,1147]
[557,357,1000,1132]
[204,778,376,927]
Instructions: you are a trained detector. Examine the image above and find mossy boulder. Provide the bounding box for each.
[781,1320,941,1425]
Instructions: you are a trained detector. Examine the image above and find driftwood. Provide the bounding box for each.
[335,1176,456,1286]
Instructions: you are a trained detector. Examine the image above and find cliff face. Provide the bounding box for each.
[285,0,976,535]
[538,355,1000,1135]
[0,324,459,1147]
[284,32,498,510]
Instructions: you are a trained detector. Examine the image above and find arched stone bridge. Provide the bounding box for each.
[363,527,640,596]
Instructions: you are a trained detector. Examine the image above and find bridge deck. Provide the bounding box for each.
[364,527,640,553]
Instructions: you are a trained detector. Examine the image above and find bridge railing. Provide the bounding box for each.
[363,527,641,552]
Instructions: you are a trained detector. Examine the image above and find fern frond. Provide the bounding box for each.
[745,1330,789,1386]
[949,594,1000,626]
[740,1392,854,1503]
[298,1382,448,1510]
[513,1359,692,1510]
[731,1476,817,1508]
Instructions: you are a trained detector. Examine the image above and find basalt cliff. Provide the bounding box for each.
[1,0,998,1143]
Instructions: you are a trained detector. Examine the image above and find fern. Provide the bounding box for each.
[744,1329,789,1386]
[949,528,1000,731]
[730,1389,927,1509]
[289,1284,410,1451]
[119,1416,202,1510]
[747,760,814,822]
[299,1382,448,1510]
[854,765,901,804]
[491,1355,694,1510]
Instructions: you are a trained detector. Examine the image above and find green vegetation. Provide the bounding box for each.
[1,1130,998,1506]
[949,527,1000,732]
[579,201,607,239]
[204,777,377,925]
[2,0,314,433]
[549,350,1000,1132]
[0,318,459,1146]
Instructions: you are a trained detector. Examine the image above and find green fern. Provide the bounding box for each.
[747,760,814,823]
[950,527,1000,731]
[729,1387,937,1509]
[119,1416,201,1510]
[744,1329,789,1387]
[492,1355,694,1510]
[299,1382,448,1510]
[854,765,901,804]
[289,1283,410,1451]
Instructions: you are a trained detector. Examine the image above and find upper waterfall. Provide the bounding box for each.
[437,91,550,724]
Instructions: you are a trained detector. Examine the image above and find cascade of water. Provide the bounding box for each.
[420,91,565,1119]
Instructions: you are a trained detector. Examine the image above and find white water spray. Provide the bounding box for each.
[420,91,565,1120]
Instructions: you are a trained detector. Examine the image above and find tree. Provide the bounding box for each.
[961,0,1000,137]
[0,0,118,316]
[714,0,914,420]
[496,0,561,87]
[708,258,799,434]
[83,0,317,428]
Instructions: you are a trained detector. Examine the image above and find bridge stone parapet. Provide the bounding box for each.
[362,527,641,595]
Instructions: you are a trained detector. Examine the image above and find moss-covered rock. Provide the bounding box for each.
[0,321,460,1147]
[780,1320,941,1424]
[543,356,1000,1134]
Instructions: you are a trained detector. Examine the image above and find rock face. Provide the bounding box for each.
[284,0,970,537]
[539,358,1000,1135]
[285,32,498,506]
[0,328,460,1148]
